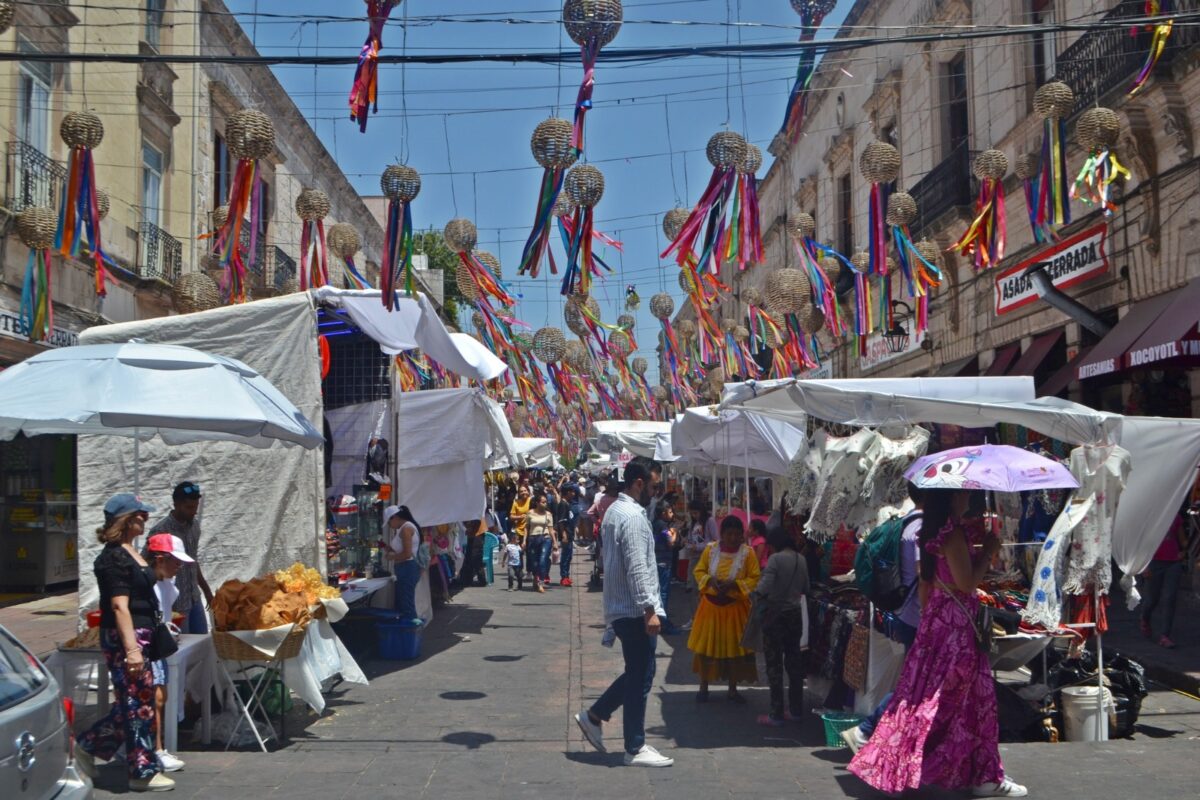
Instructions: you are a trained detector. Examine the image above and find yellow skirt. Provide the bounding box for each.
[687,595,758,683]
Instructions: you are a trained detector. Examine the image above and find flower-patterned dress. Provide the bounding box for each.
[848,517,1004,794]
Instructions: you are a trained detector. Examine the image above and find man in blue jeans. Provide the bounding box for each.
[556,485,582,586]
[574,458,673,767]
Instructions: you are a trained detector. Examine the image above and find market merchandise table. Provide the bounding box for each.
[339,576,392,607]
[46,634,222,753]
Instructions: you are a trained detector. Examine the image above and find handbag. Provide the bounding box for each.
[740,594,766,652]
[937,579,995,654]
[144,601,178,662]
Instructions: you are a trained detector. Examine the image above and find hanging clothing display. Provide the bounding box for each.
[860,426,931,511]
[805,428,882,541]
[1061,444,1131,596]
[1021,496,1094,630]
[785,431,825,515]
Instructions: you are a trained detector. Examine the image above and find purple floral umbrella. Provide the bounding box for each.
[904,444,1079,492]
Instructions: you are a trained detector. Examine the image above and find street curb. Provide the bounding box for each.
[1140,658,1200,697]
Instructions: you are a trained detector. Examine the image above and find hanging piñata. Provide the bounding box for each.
[885,192,940,333]
[1071,107,1129,216]
[662,131,753,274]
[56,111,108,295]
[215,109,275,303]
[349,0,401,133]
[519,117,577,278]
[778,1,837,145]
[859,139,901,278]
[295,188,331,290]
[1130,2,1174,96]
[17,206,56,342]
[329,224,371,289]
[951,149,1007,270]
[1033,81,1074,236]
[561,164,608,296]
[1014,153,1054,244]
[562,0,623,157]
[379,164,421,306]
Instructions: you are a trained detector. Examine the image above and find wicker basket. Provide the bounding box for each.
[295,188,330,221]
[1034,81,1074,120]
[17,207,57,250]
[381,164,422,202]
[473,250,502,278]
[663,207,690,241]
[631,356,648,375]
[565,164,604,207]
[649,292,675,319]
[608,330,632,359]
[61,111,104,150]
[225,109,275,161]
[1077,107,1120,150]
[444,218,478,252]
[973,149,1009,181]
[885,192,917,227]
[799,304,825,334]
[172,272,222,314]
[563,0,623,48]
[915,239,945,271]
[707,131,748,170]
[860,140,901,184]
[212,205,230,231]
[212,625,307,662]
[564,339,589,370]
[788,212,815,242]
[851,250,870,272]
[553,193,577,218]
[741,143,763,175]
[741,286,763,308]
[820,256,841,285]
[616,313,635,330]
[531,117,577,170]
[678,268,699,295]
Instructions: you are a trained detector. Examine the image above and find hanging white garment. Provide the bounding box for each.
[1022,496,1095,629]
[805,428,881,541]
[1061,444,1132,596]
[860,426,931,512]
[786,432,825,515]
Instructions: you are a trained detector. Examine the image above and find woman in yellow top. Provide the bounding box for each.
[688,515,760,703]
[509,485,532,542]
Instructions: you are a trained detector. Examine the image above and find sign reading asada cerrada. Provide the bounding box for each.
[994,224,1109,315]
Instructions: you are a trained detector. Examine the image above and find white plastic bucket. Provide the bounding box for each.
[1061,686,1110,742]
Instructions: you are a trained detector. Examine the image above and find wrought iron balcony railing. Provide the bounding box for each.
[238,227,269,287]
[1051,0,1152,119]
[138,219,182,283]
[6,140,66,213]
[909,142,978,237]
[272,246,297,292]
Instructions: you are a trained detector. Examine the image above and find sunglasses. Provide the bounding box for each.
[178,484,201,497]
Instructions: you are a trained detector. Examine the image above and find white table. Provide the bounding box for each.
[46,634,221,753]
[339,576,392,606]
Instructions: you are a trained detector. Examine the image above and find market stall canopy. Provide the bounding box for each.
[0,341,322,449]
[491,437,557,470]
[671,406,805,476]
[312,287,508,382]
[589,419,674,459]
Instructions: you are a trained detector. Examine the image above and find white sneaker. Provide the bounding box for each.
[156,749,185,772]
[840,724,869,755]
[623,744,674,767]
[973,778,1028,798]
[130,773,176,792]
[574,711,606,753]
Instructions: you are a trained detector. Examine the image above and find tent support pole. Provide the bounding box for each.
[744,435,750,524]
[134,429,140,496]
[1095,592,1105,739]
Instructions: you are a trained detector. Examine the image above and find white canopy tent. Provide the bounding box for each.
[589,420,674,460]
[671,405,806,476]
[489,437,557,471]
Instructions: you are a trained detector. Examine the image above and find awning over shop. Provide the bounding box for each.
[1039,345,1093,397]
[1075,289,1181,381]
[936,355,977,377]
[1008,329,1064,378]
[983,343,1020,376]
[1123,277,1200,371]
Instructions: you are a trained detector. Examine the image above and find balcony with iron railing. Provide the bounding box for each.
[908,142,979,238]
[138,220,182,283]
[272,246,296,293]
[6,140,66,214]
[1050,0,1152,120]
[239,227,269,289]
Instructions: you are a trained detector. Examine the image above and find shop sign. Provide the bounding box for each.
[797,361,834,381]
[859,327,926,371]
[0,311,79,348]
[994,224,1109,315]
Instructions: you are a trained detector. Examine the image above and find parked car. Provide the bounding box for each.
[0,624,92,799]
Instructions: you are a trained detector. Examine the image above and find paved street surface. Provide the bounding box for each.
[7,564,1199,800]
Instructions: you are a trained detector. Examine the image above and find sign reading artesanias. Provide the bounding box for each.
[994,224,1109,315]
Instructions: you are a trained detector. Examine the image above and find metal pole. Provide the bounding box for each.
[134,429,140,496]
[1095,592,1106,740]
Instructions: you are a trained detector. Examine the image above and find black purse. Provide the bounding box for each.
[938,579,995,654]
[143,571,178,661]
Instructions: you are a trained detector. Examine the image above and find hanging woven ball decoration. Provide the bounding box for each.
[790,0,838,14]
[296,188,331,221]
[788,212,816,243]
[652,385,670,403]
[471,311,486,331]
[563,0,623,47]
[511,405,528,428]
[741,143,763,175]
[565,164,605,207]
[380,164,421,203]
[720,317,737,334]
[1033,81,1075,120]
[678,268,700,295]
[0,2,13,35]
[885,191,918,227]
[663,207,690,241]
[616,313,635,330]
[851,250,870,272]
[820,255,842,286]
[18,206,57,250]
[765,268,811,315]
[212,205,230,231]
[172,272,222,314]
[799,304,825,335]
[456,266,481,304]
[60,111,104,150]
[676,319,696,342]
[95,188,110,221]
[443,218,478,252]
[225,109,275,160]
[1076,107,1121,150]
[742,286,763,308]
[707,366,726,388]
[915,239,945,272]
[859,140,901,185]
[649,292,675,319]
[553,192,577,219]
[564,339,589,370]
[766,323,789,349]
[532,326,568,363]
[608,329,633,359]
[531,117,577,170]
[327,223,360,260]
[733,325,750,343]
[973,149,1009,181]
[564,293,600,334]
[473,250,502,278]
[631,356,648,375]
[1014,153,1039,181]
[707,131,748,170]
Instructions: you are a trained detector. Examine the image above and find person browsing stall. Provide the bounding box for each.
[148,481,212,634]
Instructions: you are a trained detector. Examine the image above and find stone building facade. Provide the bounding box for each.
[671,0,1200,418]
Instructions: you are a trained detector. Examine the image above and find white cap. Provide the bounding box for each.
[382,505,401,527]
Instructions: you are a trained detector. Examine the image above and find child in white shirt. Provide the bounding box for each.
[504,541,524,591]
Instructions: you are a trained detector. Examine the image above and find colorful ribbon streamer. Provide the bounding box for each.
[778,2,831,144]
[348,1,397,133]
[952,174,1007,270]
[889,227,942,334]
[343,257,372,290]
[55,145,108,296]
[661,162,758,274]
[380,197,415,309]
[299,218,329,291]
[1071,147,1131,216]
[571,38,601,157]
[1130,2,1173,96]
[213,157,262,304]
[518,164,567,278]
[19,247,52,342]
[1036,116,1071,236]
[1021,171,1056,246]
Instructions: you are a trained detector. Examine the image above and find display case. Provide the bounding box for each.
[1,495,78,590]
[328,488,384,577]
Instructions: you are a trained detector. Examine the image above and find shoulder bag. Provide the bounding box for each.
[143,570,179,661]
[937,578,995,654]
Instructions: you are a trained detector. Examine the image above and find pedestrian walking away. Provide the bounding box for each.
[753,525,810,727]
[573,457,674,768]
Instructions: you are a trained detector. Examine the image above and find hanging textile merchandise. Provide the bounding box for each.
[295,188,331,291]
[379,164,421,306]
[214,109,275,304]
[17,206,57,343]
[1071,107,1130,216]
[1015,152,1054,245]
[55,111,109,296]
[1034,81,1075,237]
[561,164,609,296]
[952,149,1008,271]
[778,1,838,144]
[349,0,401,133]
[329,223,371,289]
[519,117,577,278]
[562,0,623,156]
[1130,1,1174,96]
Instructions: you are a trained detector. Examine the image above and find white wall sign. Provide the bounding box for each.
[0,312,79,349]
[797,361,834,380]
[994,224,1109,315]
[859,327,926,371]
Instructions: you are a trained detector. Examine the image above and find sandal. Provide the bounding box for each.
[727,691,747,705]
[696,689,709,703]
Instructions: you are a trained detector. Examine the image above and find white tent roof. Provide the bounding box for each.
[589,419,673,459]
[490,437,557,470]
[671,406,805,476]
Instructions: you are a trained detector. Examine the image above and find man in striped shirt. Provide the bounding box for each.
[574,458,674,768]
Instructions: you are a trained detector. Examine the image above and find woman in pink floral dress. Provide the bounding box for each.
[848,489,1027,798]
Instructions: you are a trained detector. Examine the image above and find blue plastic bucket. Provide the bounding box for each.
[376,619,423,660]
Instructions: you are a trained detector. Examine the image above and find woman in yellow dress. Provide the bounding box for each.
[688,515,761,702]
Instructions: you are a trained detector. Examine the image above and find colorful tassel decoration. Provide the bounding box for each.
[859,139,901,278]
[787,213,845,337]
[1034,81,1074,236]
[884,194,942,330]
[56,111,108,296]
[1071,107,1130,216]
[1129,2,1173,97]
[563,0,623,157]
[349,0,400,133]
[951,150,1008,271]
[561,165,608,297]
[295,188,330,290]
[329,223,371,289]
[214,110,275,304]
[17,206,57,343]
[779,1,837,144]
[1015,153,1055,245]
[519,118,577,278]
[379,164,421,307]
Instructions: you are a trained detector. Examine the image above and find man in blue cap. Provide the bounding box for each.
[148,481,212,633]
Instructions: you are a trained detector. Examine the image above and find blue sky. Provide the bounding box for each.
[225,0,853,383]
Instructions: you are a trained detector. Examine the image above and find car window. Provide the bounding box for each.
[0,628,49,711]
